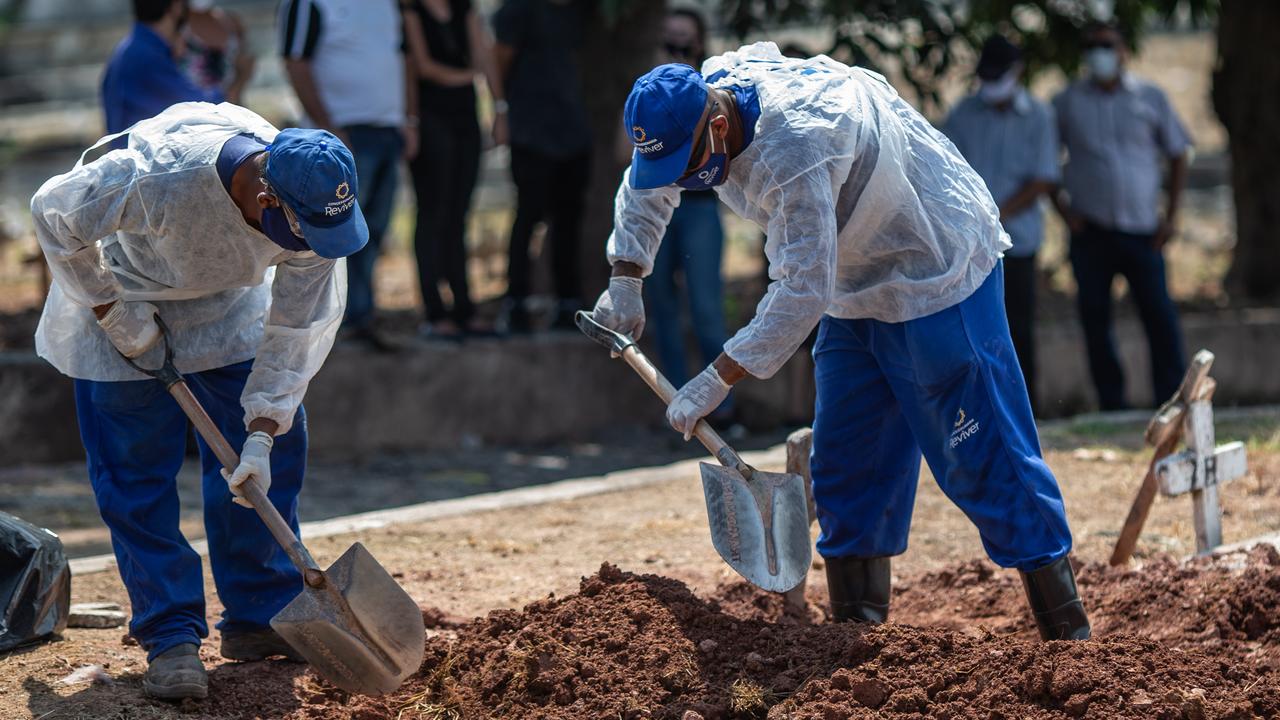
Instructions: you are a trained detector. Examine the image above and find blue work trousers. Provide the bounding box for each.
[645,194,729,387]
[74,360,306,660]
[810,263,1073,571]
[343,125,403,329]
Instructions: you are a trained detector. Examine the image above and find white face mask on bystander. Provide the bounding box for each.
[979,67,1020,105]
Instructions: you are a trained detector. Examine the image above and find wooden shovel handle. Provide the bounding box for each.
[618,345,748,475]
[168,380,326,587]
[118,314,324,586]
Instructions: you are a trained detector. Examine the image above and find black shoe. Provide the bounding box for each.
[825,555,890,623]
[1020,556,1092,640]
[220,627,306,662]
[143,643,208,700]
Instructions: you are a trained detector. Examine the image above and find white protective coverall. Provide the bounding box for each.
[607,42,1011,379]
[30,102,345,434]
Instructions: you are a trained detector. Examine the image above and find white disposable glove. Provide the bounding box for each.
[590,276,646,339]
[667,365,732,441]
[97,301,162,358]
[222,431,273,509]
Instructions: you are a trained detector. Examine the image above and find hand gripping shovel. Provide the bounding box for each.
[121,318,424,695]
[576,311,811,592]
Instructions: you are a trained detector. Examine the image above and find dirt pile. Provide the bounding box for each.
[893,544,1280,671]
[294,554,1280,720]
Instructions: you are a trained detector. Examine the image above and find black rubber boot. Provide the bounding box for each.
[825,556,891,623]
[1020,556,1092,640]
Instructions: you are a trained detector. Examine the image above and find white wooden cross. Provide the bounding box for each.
[1153,367,1248,555]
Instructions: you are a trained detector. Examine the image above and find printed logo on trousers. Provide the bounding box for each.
[950,407,980,449]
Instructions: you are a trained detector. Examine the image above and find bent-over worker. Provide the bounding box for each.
[30,102,366,700]
[591,43,1091,640]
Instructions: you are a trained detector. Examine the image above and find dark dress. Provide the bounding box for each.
[492,0,592,317]
[408,0,480,326]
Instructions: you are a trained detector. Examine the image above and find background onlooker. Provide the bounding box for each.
[943,35,1058,414]
[492,0,592,333]
[403,0,504,340]
[279,0,417,352]
[181,0,255,105]
[1053,21,1191,410]
[644,8,733,423]
[102,0,223,134]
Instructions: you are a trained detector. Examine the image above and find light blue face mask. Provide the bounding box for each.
[1085,48,1120,81]
[677,121,730,190]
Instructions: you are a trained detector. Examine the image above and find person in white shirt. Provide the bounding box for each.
[279,0,418,350]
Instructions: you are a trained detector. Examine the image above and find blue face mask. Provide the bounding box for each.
[676,123,729,190]
[260,206,310,252]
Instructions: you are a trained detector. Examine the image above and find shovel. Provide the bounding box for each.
[575,311,811,592]
[121,318,424,696]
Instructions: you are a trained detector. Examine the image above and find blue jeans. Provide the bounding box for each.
[343,125,403,329]
[1070,222,1186,409]
[645,194,729,394]
[74,360,307,660]
[810,263,1072,571]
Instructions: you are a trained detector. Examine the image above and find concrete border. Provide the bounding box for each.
[68,444,788,576]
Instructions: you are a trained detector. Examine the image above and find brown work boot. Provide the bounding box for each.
[220,627,305,662]
[143,643,208,700]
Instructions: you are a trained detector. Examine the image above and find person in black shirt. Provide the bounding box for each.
[492,0,592,332]
[403,0,505,339]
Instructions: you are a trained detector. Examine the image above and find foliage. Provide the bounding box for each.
[719,0,1216,109]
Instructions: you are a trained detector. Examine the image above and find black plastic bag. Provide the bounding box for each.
[0,511,70,652]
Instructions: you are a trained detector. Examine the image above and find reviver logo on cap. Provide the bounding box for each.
[623,64,710,189]
[264,129,368,259]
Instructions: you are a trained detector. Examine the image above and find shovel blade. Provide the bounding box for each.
[271,543,425,696]
[700,463,812,593]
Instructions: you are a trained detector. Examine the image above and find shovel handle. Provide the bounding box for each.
[167,381,326,587]
[119,319,326,587]
[618,345,751,476]
[574,310,752,477]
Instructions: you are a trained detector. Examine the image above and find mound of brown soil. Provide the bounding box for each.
[893,544,1280,672]
[294,554,1280,720]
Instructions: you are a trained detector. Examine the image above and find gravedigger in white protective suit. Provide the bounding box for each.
[590,43,1091,640]
[30,102,365,700]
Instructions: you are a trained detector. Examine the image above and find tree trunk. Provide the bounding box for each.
[576,0,666,302]
[1214,0,1280,302]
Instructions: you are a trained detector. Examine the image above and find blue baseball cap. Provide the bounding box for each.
[263,129,368,259]
[624,63,710,189]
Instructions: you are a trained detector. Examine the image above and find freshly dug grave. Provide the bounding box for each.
[288,549,1280,720]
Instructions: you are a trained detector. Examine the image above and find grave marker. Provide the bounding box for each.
[1110,350,1247,564]
[1153,381,1247,555]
